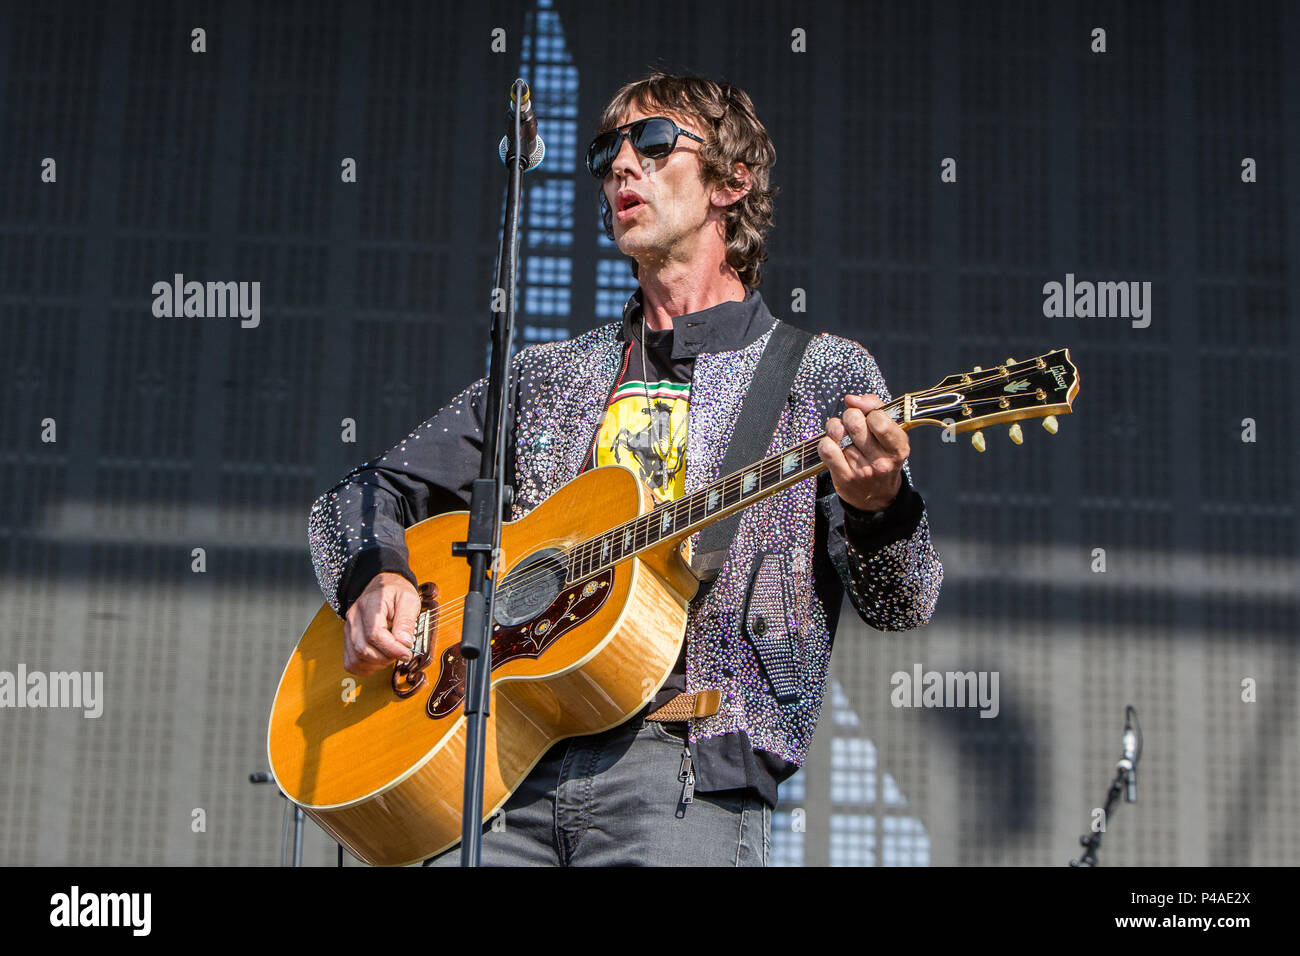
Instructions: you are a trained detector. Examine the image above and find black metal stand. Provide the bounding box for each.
[452,78,535,866]
[251,770,344,866]
[1070,705,1142,867]
[1069,766,1127,867]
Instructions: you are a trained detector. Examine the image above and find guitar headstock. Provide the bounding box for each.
[902,349,1079,449]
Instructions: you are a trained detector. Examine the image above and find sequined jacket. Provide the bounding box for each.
[308,291,943,806]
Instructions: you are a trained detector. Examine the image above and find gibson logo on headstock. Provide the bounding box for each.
[1048,364,1070,391]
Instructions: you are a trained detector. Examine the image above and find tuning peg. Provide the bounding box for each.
[1042,415,1059,434]
[972,365,982,372]
[1008,423,1023,445]
[971,430,986,453]
[1005,357,1016,365]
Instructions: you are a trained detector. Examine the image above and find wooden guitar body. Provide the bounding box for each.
[267,464,699,866]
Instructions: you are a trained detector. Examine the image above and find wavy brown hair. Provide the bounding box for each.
[594,72,778,289]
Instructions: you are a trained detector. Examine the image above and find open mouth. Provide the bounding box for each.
[616,191,645,213]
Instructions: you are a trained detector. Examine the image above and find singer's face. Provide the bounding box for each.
[601,105,716,269]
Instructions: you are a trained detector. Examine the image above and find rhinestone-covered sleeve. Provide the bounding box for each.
[307,376,492,617]
[813,337,944,631]
[821,465,943,631]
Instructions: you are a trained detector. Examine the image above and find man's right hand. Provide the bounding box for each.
[343,572,422,676]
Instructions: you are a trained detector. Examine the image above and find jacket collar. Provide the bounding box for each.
[619,287,776,360]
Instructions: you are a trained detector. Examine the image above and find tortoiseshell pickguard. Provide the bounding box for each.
[418,571,615,719]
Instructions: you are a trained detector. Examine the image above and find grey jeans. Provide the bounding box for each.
[422,713,770,866]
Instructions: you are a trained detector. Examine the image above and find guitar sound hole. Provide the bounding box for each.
[493,548,568,627]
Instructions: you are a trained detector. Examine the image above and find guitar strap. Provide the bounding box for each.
[690,319,815,585]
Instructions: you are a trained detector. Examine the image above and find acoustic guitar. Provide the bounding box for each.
[267,349,1079,865]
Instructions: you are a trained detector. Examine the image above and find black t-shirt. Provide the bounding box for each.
[584,321,692,712]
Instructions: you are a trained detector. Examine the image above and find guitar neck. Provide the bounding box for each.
[564,397,909,582]
[562,347,1081,583]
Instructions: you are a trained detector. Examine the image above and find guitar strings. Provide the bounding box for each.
[385,381,1055,654]
[403,384,1047,631]
[402,381,1052,633]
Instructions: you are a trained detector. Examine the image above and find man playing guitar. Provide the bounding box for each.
[307,72,944,865]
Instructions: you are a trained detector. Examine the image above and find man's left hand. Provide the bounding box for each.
[817,393,908,513]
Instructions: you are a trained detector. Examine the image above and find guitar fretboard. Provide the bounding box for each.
[558,347,1078,583]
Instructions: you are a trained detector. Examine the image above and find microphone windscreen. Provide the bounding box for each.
[498,135,546,170]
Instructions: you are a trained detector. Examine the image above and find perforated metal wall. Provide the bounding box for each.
[0,0,1294,866]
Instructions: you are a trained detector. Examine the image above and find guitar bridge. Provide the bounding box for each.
[392,582,439,699]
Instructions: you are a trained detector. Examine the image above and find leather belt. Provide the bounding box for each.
[644,689,721,723]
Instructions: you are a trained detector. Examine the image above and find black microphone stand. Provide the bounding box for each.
[1070,705,1142,867]
[452,77,534,866]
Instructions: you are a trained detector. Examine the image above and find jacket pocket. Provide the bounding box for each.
[740,550,803,705]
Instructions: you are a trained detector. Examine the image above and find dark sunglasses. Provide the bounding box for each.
[586,116,706,179]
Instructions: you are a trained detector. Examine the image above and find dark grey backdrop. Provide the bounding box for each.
[0,0,1295,865]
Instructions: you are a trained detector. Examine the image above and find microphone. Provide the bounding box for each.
[1117,705,1141,803]
[498,81,545,171]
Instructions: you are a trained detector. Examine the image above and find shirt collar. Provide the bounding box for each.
[619,287,776,360]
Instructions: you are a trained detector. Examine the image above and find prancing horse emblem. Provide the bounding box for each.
[610,398,686,498]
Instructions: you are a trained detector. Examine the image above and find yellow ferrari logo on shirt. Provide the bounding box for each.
[593,380,689,503]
